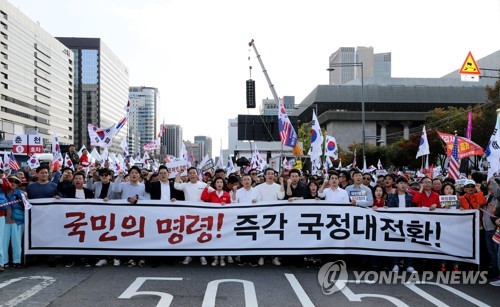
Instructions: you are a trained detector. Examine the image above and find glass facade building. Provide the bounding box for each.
[0,0,74,145]
[56,37,129,152]
[129,86,159,155]
[194,135,212,159]
[162,124,182,158]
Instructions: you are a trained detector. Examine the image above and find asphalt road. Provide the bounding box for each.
[0,259,497,307]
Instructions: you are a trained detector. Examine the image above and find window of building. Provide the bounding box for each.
[0,11,7,20]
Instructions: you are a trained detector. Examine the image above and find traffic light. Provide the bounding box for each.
[246,79,255,108]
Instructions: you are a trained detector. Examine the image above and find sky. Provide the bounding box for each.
[7,0,500,157]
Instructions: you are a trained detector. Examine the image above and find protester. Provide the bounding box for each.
[0,174,15,272]
[362,172,375,192]
[201,177,231,266]
[87,168,120,267]
[284,169,308,201]
[484,178,500,282]
[411,177,440,210]
[318,172,349,203]
[62,172,94,268]
[174,167,208,266]
[345,170,373,207]
[79,148,90,168]
[66,144,80,166]
[372,185,387,208]
[145,165,182,202]
[387,176,416,273]
[432,178,443,195]
[112,166,150,267]
[384,174,397,195]
[304,180,324,200]
[338,171,349,189]
[459,179,486,210]
[254,168,285,266]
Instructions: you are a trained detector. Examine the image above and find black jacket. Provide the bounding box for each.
[145,180,184,201]
[57,181,94,199]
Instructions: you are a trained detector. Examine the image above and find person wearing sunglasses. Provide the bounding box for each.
[86,168,118,201]
[458,179,486,210]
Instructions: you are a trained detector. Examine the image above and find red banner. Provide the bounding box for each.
[437,132,484,159]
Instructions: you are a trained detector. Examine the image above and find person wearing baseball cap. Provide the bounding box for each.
[459,179,486,210]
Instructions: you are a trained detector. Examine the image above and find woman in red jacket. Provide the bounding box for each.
[201,178,231,204]
[201,177,231,266]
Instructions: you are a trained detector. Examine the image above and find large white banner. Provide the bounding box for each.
[25,199,479,264]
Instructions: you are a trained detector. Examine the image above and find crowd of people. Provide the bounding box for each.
[0,149,499,286]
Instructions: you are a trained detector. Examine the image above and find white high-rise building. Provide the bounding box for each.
[0,0,74,145]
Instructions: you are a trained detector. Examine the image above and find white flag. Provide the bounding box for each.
[119,138,129,157]
[282,157,292,170]
[324,135,338,160]
[27,155,40,169]
[90,148,101,162]
[52,129,62,161]
[101,148,109,163]
[226,156,236,175]
[64,153,75,170]
[416,125,430,158]
[486,109,500,180]
[143,151,151,168]
[307,110,323,159]
[377,159,383,170]
[180,142,188,161]
[77,145,86,158]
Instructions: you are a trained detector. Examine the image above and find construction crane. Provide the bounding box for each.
[248,39,282,113]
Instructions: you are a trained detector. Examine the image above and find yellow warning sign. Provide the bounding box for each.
[459,51,481,75]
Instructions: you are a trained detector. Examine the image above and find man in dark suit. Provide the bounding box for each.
[58,171,94,199]
[144,165,183,267]
[145,165,184,201]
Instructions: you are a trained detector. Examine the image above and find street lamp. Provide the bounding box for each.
[327,62,365,161]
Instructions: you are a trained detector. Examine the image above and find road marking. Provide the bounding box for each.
[406,282,490,307]
[284,273,315,307]
[118,277,183,307]
[340,282,410,307]
[0,276,55,307]
[202,279,257,307]
[404,283,449,307]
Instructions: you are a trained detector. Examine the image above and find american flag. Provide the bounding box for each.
[352,148,357,168]
[448,135,460,179]
[9,152,20,170]
[278,98,298,147]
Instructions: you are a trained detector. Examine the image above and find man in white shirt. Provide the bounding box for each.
[232,174,260,204]
[255,168,285,201]
[174,167,206,201]
[254,168,285,266]
[318,172,350,203]
[174,166,208,266]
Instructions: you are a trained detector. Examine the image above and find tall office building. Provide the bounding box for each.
[163,124,182,157]
[56,37,129,152]
[185,140,203,164]
[194,135,212,159]
[328,46,391,85]
[129,86,159,154]
[0,1,74,145]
